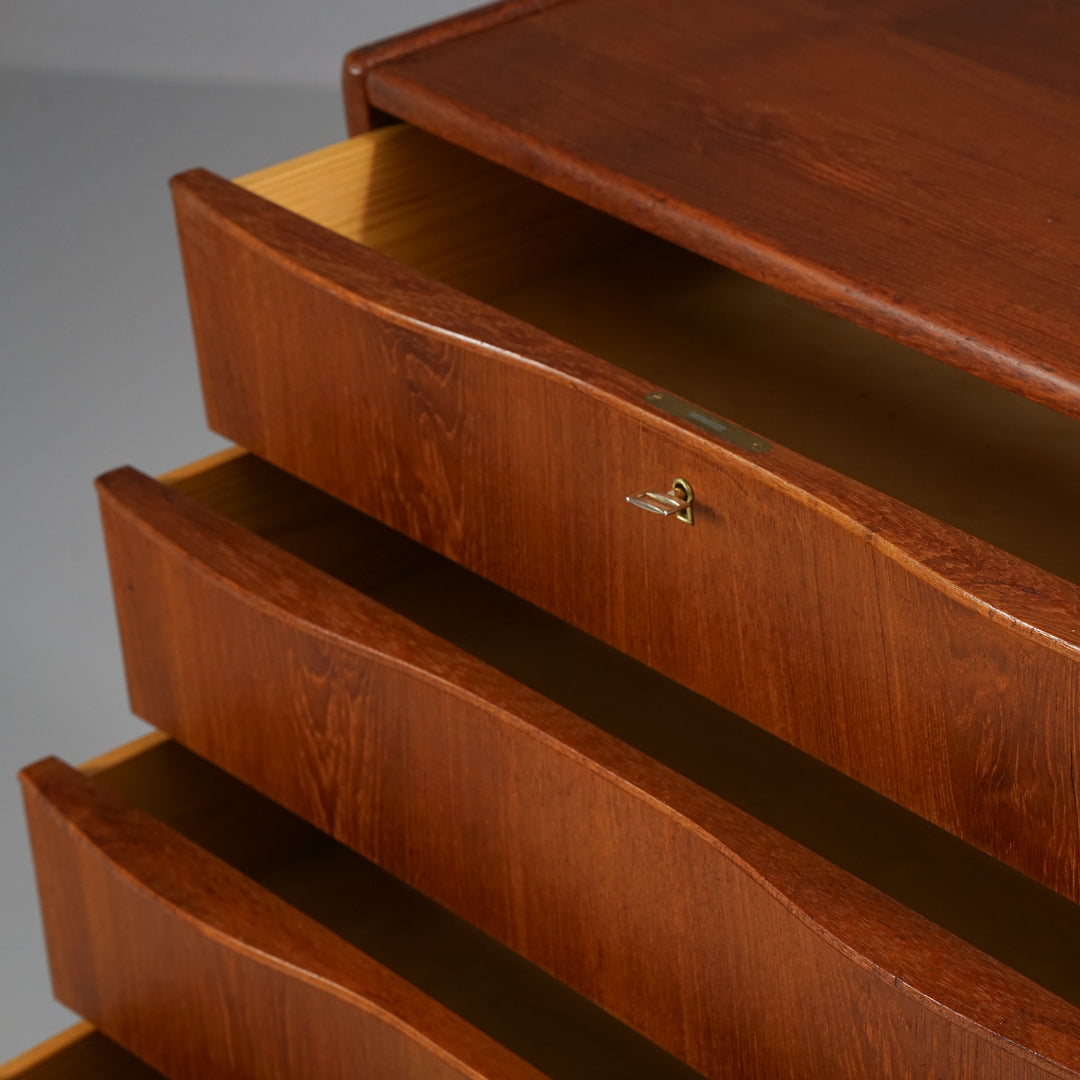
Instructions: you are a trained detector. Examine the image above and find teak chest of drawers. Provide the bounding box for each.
[15,1,1080,1077]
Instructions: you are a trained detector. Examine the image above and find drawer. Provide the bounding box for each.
[97,449,1080,1079]
[21,737,696,1080]
[0,1023,162,1079]
[169,124,1080,903]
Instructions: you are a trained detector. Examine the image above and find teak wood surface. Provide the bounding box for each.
[94,455,1080,1080]
[348,0,1080,421]
[230,128,1080,587]
[20,756,552,1080]
[24,739,702,1080]
[171,154,1080,903]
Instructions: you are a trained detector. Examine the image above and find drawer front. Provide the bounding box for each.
[96,455,1080,1080]
[20,752,549,1080]
[170,142,1080,905]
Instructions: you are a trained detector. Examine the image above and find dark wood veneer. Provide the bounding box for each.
[93,455,1080,1080]
[20,754,563,1080]
[171,164,1080,903]
[357,0,1080,421]
[21,7,1080,1078]
[341,0,568,134]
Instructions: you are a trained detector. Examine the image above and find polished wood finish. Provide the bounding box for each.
[95,454,1080,1080]
[24,9,1080,1078]
[490,238,1080,586]
[358,0,1080,421]
[239,130,1080,584]
[171,157,1080,902]
[20,755,554,1080]
[0,1025,162,1080]
[20,743,703,1080]
[341,0,568,135]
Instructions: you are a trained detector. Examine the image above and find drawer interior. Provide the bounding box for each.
[0,1024,163,1079]
[238,125,1080,586]
[88,736,700,1080]
[173,452,1080,1008]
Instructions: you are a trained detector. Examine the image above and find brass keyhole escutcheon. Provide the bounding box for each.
[671,478,694,525]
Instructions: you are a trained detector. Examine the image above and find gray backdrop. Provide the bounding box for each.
[0,0,470,1059]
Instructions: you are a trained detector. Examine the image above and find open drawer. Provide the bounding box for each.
[0,1023,163,1079]
[170,124,1080,904]
[21,736,699,1080]
[96,449,1080,1079]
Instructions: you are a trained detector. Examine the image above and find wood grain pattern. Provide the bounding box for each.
[488,237,1080,587]
[20,756,550,1080]
[341,0,569,134]
[232,128,1080,585]
[361,0,1080,420]
[95,457,1080,1080]
[78,742,702,1080]
[235,125,628,299]
[171,165,1080,902]
[0,1025,162,1080]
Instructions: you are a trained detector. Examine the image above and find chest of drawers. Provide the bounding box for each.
[14,1,1080,1077]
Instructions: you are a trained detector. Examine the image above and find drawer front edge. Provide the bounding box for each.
[20,756,545,1080]
[96,463,1080,1080]
[170,168,1080,903]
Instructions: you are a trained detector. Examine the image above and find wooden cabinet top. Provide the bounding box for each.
[346,0,1080,420]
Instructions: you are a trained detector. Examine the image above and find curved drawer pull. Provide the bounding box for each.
[627,478,694,524]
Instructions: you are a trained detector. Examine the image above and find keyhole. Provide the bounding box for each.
[672,478,694,525]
